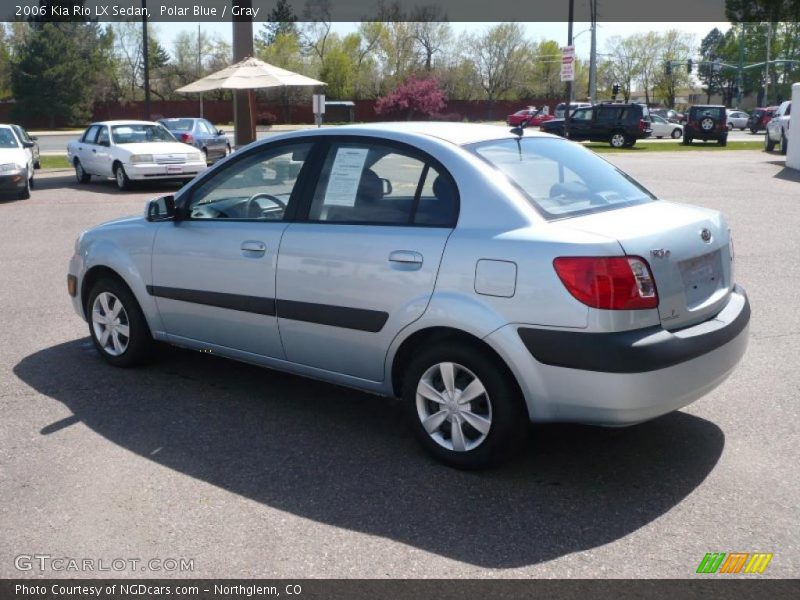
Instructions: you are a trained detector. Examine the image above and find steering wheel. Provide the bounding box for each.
[247,192,286,218]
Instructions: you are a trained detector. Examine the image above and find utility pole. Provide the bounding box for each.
[565,0,574,138]
[737,22,745,107]
[197,23,203,118]
[141,0,150,120]
[232,1,255,147]
[589,0,597,104]
[764,21,772,106]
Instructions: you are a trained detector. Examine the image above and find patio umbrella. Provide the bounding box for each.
[176,57,326,143]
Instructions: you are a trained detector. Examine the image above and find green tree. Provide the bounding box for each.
[698,28,727,103]
[11,21,114,127]
[255,0,298,50]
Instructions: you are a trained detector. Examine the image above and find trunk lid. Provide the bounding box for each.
[556,201,733,329]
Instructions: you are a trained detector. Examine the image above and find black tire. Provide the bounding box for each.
[202,148,209,164]
[74,159,91,184]
[750,127,758,134]
[114,162,131,191]
[671,128,682,139]
[717,136,727,147]
[18,172,30,199]
[764,133,776,152]
[609,131,627,148]
[780,133,788,156]
[727,123,733,131]
[682,134,693,145]
[402,342,528,469]
[86,277,153,367]
[34,159,41,169]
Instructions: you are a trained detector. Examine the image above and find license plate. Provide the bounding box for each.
[680,252,719,288]
[166,166,183,174]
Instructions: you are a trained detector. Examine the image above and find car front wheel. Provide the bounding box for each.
[114,163,131,191]
[402,343,527,469]
[765,133,776,152]
[671,128,682,139]
[87,278,153,367]
[780,133,788,155]
[609,132,627,148]
[18,171,31,199]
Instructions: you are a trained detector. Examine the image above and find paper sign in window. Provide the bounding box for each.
[324,148,368,206]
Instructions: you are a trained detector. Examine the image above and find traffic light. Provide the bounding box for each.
[665,62,672,75]
[687,59,693,73]
[611,83,620,100]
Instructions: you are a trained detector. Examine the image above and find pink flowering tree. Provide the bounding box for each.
[374,76,447,120]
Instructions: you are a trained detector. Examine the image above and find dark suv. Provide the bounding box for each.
[683,105,728,145]
[539,102,652,148]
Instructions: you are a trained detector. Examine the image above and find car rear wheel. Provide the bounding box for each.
[717,136,727,146]
[18,172,31,199]
[682,134,693,145]
[202,148,209,164]
[750,127,758,134]
[74,160,91,184]
[402,343,527,469]
[671,128,682,139]
[87,278,153,367]
[780,133,788,155]
[114,163,131,191]
[764,133,776,152]
[727,123,733,131]
[609,132,627,148]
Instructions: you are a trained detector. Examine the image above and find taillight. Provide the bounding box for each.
[180,133,194,143]
[639,119,646,132]
[553,256,658,310]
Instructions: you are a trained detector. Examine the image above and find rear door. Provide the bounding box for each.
[74,125,100,172]
[275,137,458,381]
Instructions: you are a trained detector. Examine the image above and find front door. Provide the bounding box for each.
[276,138,459,381]
[150,140,316,358]
[568,107,595,140]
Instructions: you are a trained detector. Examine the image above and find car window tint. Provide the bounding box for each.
[309,142,455,226]
[597,108,619,123]
[572,109,593,121]
[162,119,194,132]
[187,142,312,221]
[96,127,110,146]
[0,128,19,148]
[470,137,655,220]
[785,104,791,116]
[82,126,100,143]
[13,126,31,143]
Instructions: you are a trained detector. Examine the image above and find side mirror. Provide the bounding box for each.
[217,129,225,136]
[29,135,38,141]
[380,177,393,196]
[22,141,35,148]
[146,195,177,222]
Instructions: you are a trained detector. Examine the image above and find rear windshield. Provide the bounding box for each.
[691,107,724,119]
[111,124,176,144]
[468,137,655,220]
[161,119,195,132]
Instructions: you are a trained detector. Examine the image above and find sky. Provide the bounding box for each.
[153,21,731,60]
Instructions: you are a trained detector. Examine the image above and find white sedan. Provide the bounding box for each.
[649,114,683,139]
[67,120,207,190]
[726,110,749,131]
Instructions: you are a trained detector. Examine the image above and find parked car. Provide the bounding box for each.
[682,105,728,145]
[506,107,554,127]
[67,120,207,190]
[650,108,684,123]
[67,123,749,468]
[747,107,777,133]
[540,102,652,147]
[554,102,591,119]
[159,117,231,164]
[650,114,683,139]
[726,110,749,131]
[0,124,36,199]
[764,100,791,155]
[10,124,40,169]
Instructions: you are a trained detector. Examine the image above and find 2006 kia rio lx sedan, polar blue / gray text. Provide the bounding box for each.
[67,123,750,469]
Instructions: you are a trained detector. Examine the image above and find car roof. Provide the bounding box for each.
[320,122,551,146]
[160,117,199,121]
[90,120,163,126]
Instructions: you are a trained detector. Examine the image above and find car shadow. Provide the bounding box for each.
[14,339,725,568]
[34,173,188,195]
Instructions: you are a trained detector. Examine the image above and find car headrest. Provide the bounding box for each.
[355,169,383,205]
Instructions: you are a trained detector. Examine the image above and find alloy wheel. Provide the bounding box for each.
[415,362,493,452]
[610,133,626,148]
[91,292,130,356]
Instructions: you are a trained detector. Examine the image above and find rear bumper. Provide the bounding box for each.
[487,286,750,425]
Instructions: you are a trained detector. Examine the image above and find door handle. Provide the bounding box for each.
[241,240,267,255]
[92,149,96,153]
[389,250,423,265]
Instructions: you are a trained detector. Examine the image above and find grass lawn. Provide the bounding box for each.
[588,141,764,153]
[39,155,72,169]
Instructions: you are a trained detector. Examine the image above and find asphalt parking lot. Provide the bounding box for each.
[1,151,798,579]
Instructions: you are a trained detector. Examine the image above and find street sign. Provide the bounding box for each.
[561,45,575,82]
[312,94,326,115]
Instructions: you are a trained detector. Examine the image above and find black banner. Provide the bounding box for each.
[2,580,800,600]
[1,0,790,23]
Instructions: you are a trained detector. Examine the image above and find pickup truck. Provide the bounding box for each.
[765,100,791,155]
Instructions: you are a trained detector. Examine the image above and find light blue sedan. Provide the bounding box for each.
[67,123,749,468]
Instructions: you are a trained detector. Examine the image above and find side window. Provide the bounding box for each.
[202,120,217,134]
[82,126,99,143]
[785,104,791,117]
[308,142,457,226]
[596,108,619,124]
[187,142,312,221]
[96,127,110,146]
[196,120,212,135]
[572,109,593,122]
